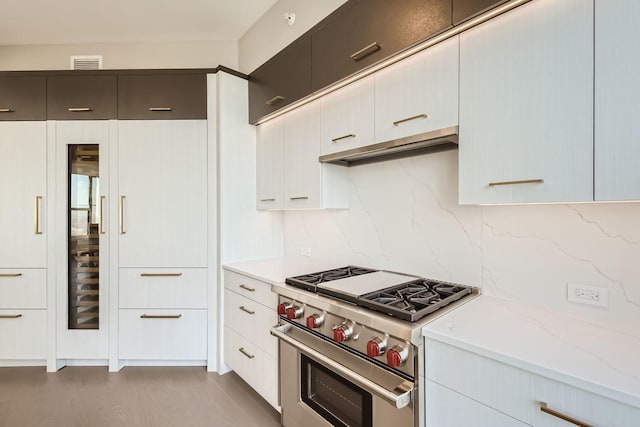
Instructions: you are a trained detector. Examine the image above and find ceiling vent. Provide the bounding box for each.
[70,55,103,70]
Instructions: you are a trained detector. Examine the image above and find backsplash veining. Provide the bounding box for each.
[283,150,640,328]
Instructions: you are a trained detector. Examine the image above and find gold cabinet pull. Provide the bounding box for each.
[260,198,276,202]
[99,195,106,234]
[393,114,428,126]
[34,196,43,235]
[149,107,172,112]
[0,314,22,319]
[290,196,309,201]
[68,108,92,112]
[488,179,544,187]
[331,134,356,143]
[0,108,14,113]
[239,284,255,292]
[266,96,285,106]
[239,306,255,315]
[0,273,22,277]
[140,314,182,319]
[140,273,183,277]
[239,347,255,359]
[350,42,381,61]
[539,402,593,427]
[119,195,125,234]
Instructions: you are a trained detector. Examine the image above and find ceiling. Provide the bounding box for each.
[0,0,278,45]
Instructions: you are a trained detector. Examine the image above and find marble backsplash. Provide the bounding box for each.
[283,149,640,329]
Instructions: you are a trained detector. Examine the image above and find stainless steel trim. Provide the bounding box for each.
[350,42,381,61]
[239,306,255,315]
[266,96,285,106]
[331,134,356,143]
[255,0,532,125]
[539,402,593,427]
[289,196,309,201]
[393,114,427,126]
[260,198,276,202]
[0,108,13,113]
[239,347,255,359]
[149,107,172,111]
[68,108,92,112]
[271,324,413,409]
[239,284,255,292]
[489,178,544,187]
[319,126,458,166]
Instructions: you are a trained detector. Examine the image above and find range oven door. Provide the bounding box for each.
[271,323,416,427]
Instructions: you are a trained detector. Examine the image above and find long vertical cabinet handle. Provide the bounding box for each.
[99,195,106,234]
[34,196,43,234]
[119,195,126,234]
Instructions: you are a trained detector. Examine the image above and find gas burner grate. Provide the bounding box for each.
[285,265,378,292]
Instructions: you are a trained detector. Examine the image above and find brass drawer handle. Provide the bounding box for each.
[239,284,255,292]
[350,42,381,61]
[99,195,105,234]
[140,314,182,319]
[260,198,276,202]
[149,107,173,112]
[489,179,544,187]
[539,402,593,427]
[0,108,14,113]
[140,273,183,277]
[0,273,23,277]
[239,347,255,359]
[239,306,255,315]
[68,108,92,112]
[34,196,43,235]
[393,114,427,126]
[119,195,126,234]
[266,96,285,106]
[0,314,23,319]
[331,134,356,143]
[290,196,309,201]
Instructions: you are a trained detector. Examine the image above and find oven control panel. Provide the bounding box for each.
[277,296,415,379]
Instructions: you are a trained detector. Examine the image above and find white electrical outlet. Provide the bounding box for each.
[567,283,608,307]
[301,247,311,257]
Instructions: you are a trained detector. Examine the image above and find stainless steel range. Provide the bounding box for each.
[270,266,479,427]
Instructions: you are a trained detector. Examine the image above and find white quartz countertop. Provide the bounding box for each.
[222,257,339,285]
[422,295,640,409]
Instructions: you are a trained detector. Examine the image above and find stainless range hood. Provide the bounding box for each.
[319,126,458,166]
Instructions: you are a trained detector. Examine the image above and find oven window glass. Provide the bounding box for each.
[301,354,372,427]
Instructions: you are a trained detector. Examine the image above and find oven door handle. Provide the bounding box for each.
[270,324,413,409]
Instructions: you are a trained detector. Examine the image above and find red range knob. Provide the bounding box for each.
[387,346,407,368]
[277,303,290,316]
[333,328,347,343]
[366,338,386,358]
[286,306,303,320]
[306,314,323,329]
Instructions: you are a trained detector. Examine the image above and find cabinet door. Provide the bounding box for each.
[47,75,117,120]
[320,75,374,156]
[283,101,322,209]
[0,76,46,121]
[311,0,451,91]
[374,36,458,144]
[0,122,47,268]
[248,36,311,124]
[595,0,640,201]
[458,0,593,204]
[118,120,207,268]
[256,117,284,210]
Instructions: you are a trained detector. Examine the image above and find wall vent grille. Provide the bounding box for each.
[70,55,103,70]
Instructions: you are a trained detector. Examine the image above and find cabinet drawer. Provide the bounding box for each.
[47,75,117,120]
[119,309,207,360]
[426,339,532,424]
[119,268,207,309]
[0,309,46,359]
[224,289,277,358]
[532,375,640,427]
[223,270,277,308]
[0,76,46,121]
[118,74,207,119]
[0,269,46,309]
[224,326,279,409]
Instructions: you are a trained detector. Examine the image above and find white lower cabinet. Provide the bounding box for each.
[223,269,279,410]
[0,309,47,360]
[425,339,640,427]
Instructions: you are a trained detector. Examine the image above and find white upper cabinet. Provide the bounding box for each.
[0,122,47,268]
[595,0,640,201]
[458,0,594,204]
[256,116,284,210]
[320,75,374,156]
[118,120,207,268]
[374,36,458,143]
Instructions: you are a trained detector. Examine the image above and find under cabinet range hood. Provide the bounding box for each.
[319,126,459,166]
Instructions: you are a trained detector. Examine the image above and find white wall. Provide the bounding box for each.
[238,0,347,74]
[283,150,640,331]
[0,40,238,71]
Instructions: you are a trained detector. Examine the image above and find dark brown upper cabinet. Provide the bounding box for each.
[248,36,311,124]
[0,76,46,121]
[47,75,117,120]
[453,0,509,25]
[118,74,207,120]
[311,0,452,92]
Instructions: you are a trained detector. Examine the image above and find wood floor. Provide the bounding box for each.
[0,366,282,427]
